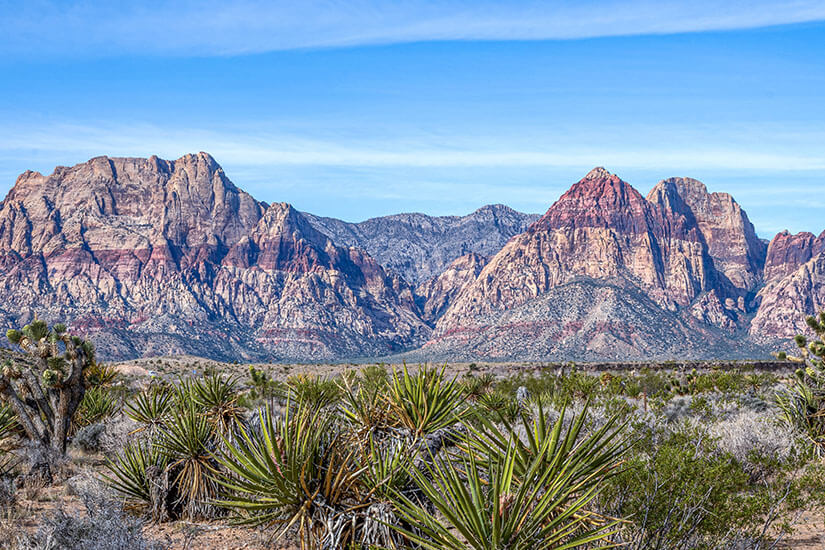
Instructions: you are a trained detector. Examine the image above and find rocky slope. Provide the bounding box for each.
[749,230,825,341]
[303,205,538,285]
[1,155,822,361]
[426,168,820,359]
[0,153,428,360]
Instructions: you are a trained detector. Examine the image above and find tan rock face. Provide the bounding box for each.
[751,253,825,341]
[434,168,720,337]
[646,177,766,293]
[0,154,428,360]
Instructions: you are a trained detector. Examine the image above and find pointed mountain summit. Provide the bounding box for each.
[533,167,654,233]
[425,167,760,360]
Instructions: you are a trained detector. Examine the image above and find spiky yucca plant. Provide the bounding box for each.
[154,404,220,519]
[389,364,467,437]
[461,372,496,400]
[191,374,245,435]
[215,403,372,549]
[463,400,627,486]
[390,405,625,550]
[0,403,19,443]
[287,374,342,410]
[124,388,174,433]
[476,390,523,423]
[75,385,121,428]
[84,360,118,387]
[339,375,398,432]
[103,440,168,511]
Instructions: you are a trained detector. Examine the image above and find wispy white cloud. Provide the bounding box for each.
[1,122,823,173]
[2,0,825,58]
[1,121,822,234]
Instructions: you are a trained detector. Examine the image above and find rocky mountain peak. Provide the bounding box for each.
[582,166,614,180]
[763,230,825,282]
[533,167,651,234]
[647,176,766,293]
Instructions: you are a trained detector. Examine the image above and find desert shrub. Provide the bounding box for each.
[72,422,107,453]
[597,420,807,549]
[16,494,162,550]
[243,365,284,403]
[474,390,523,423]
[710,409,799,481]
[460,372,496,400]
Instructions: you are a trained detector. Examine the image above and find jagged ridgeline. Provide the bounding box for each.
[0,154,822,361]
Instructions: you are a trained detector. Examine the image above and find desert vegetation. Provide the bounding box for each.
[0,319,823,548]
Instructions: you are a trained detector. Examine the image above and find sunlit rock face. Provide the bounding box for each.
[0,153,429,360]
[1,156,821,361]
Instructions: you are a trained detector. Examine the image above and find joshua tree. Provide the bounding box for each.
[2,319,95,461]
[776,312,825,454]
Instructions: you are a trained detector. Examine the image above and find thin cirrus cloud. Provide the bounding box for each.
[1,123,824,173]
[2,0,825,57]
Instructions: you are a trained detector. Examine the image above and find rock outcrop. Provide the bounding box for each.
[646,177,766,293]
[761,230,825,282]
[434,168,719,334]
[426,168,788,359]
[749,230,825,342]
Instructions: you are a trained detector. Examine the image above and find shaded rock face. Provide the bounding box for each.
[303,205,538,286]
[0,154,428,360]
[415,252,488,324]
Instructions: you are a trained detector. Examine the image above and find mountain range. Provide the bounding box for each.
[0,153,822,361]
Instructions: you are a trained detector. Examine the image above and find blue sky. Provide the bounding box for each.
[0,1,823,237]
